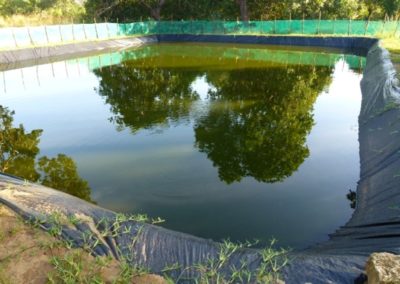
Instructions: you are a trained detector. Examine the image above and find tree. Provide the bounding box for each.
[236,0,249,21]
[381,0,400,18]
[139,0,166,20]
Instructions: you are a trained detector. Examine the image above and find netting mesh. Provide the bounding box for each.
[0,20,398,49]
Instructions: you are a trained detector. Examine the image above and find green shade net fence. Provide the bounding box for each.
[0,20,398,50]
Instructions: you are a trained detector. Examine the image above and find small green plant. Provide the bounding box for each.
[256,239,289,283]
[166,239,289,284]
[24,210,289,284]
[47,251,104,284]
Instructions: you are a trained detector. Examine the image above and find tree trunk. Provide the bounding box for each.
[141,0,166,21]
[150,7,161,20]
[236,0,249,22]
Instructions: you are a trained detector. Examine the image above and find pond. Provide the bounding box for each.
[0,43,364,249]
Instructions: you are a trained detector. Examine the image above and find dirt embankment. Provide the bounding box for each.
[0,205,166,284]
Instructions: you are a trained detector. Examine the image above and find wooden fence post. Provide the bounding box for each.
[44,25,50,44]
[348,18,351,35]
[83,21,88,40]
[11,28,18,48]
[72,20,76,41]
[364,18,370,35]
[317,10,321,34]
[106,21,111,38]
[58,25,63,43]
[27,27,35,46]
[94,18,99,39]
[394,16,400,37]
[333,17,336,34]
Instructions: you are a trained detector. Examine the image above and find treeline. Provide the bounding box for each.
[0,0,83,16]
[0,0,399,25]
[85,0,399,22]
[0,0,84,26]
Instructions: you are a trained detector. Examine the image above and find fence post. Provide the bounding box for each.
[27,27,35,46]
[94,18,99,39]
[317,10,321,34]
[83,21,88,40]
[58,25,63,43]
[348,19,351,35]
[274,17,277,34]
[72,20,76,41]
[333,17,336,34]
[394,17,400,37]
[289,11,292,33]
[364,18,370,35]
[11,28,18,48]
[106,21,111,38]
[44,25,50,44]
[117,18,120,36]
[302,13,304,34]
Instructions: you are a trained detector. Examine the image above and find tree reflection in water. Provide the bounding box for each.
[195,66,332,183]
[95,64,200,133]
[95,58,333,184]
[0,106,92,201]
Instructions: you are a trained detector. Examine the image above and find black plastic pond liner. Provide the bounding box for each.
[0,37,399,283]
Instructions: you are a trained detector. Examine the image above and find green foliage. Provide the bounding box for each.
[0,106,93,202]
[47,251,106,284]
[161,239,289,283]
[0,0,84,25]
[46,0,85,20]
[381,0,400,17]
[83,0,392,22]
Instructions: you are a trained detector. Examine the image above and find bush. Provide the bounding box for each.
[0,0,85,26]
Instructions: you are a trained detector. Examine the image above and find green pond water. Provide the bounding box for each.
[0,43,364,249]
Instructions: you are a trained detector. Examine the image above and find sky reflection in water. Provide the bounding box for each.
[0,44,362,248]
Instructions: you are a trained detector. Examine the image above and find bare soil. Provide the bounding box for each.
[0,204,166,284]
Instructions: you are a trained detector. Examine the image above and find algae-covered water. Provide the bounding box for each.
[0,43,364,248]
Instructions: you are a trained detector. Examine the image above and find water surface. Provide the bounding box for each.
[0,43,363,248]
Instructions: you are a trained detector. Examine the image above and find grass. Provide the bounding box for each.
[0,13,78,28]
[160,239,289,284]
[0,0,85,28]
[22,208,289,284]
[381,37,400,54]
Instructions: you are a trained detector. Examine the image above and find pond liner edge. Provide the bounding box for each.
[0,35,399,283]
